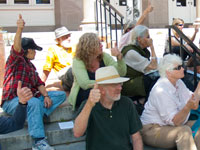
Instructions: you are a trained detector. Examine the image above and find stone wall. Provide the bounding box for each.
[142,0,169,28]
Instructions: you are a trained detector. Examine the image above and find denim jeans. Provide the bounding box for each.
[2,91,66,138]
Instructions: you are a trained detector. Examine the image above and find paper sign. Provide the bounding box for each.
[58,121,74,129]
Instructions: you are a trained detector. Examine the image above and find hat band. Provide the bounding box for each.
[96,75,120,82]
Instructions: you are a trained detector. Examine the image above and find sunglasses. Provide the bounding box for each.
[173,65,183,70]
[178,24,184,27]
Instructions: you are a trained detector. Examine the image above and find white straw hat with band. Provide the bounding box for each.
[95,66,129,84]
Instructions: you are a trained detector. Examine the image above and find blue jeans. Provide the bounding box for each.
[2,91,66,138]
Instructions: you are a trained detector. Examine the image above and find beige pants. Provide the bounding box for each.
[141,121,200,150]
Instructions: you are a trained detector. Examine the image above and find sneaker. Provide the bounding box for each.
[32,138,55,150]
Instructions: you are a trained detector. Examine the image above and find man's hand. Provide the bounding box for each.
[147,0,153,13]
[44,96,52,108]
[17,14,25,30]
[87,83,101,107]
[17,81,33,104]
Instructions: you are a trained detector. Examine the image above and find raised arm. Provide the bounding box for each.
[190,25,199,42]
[14,14,25,53]
[73,84,100,137]
[136,0,153,25]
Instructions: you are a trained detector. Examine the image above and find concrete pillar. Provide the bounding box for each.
[80,0,96,31]
[0,32,5,88]
[194,0,200,25]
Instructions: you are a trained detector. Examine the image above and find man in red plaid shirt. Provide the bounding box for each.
[1,14,66,150]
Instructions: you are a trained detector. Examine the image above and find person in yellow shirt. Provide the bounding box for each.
[42,26,75,91]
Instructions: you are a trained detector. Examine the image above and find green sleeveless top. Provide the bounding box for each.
[121,44,150,97]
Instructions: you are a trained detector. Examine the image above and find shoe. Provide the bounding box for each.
[32,138,55,150]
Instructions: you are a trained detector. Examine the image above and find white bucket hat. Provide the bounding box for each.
[95,66,129,84]
[55,26,71,39]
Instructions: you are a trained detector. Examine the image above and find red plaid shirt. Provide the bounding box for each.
[1,47,45,105]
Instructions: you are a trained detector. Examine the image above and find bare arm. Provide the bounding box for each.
[37,85,52,108]
[131,132,143,150]
[41,70,50,82]
[136,0,153,25]
[73,84,100,137]
[172,94,199,126]
[190,26,199,42]
[145,38,157,72]
[13,14,25,53]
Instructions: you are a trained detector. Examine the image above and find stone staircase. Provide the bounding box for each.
[0,29,184,150]
[0,105,85,150]
[0,104,176,150]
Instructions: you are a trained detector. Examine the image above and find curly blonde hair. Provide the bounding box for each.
[75,33,102,69]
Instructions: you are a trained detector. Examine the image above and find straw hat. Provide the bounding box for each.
[95,66,129,84]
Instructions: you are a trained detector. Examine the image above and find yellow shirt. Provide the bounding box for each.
[43,44,75,73]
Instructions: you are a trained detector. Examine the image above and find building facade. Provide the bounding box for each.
[0,0,198,32]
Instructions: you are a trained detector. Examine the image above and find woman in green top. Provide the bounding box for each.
[68,33,127,110]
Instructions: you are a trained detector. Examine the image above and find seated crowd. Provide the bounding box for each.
[1,4,200,150]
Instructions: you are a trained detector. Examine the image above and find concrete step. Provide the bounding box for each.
[0,122,85,150]
[0,105,76,123]
[44,105,76,123]
[48,141,176,150]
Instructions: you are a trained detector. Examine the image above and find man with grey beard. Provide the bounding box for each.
[73,66,143,150]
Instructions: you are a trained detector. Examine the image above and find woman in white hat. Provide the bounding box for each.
[68,33,127,110]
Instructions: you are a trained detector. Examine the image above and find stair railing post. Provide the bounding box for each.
[114,12,118,47]
[103,1,108,48]
[96,0,99,31]
[109,7,113,48]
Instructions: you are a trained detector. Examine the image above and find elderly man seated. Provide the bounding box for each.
[73,66,143,150]
[141,54,200,150]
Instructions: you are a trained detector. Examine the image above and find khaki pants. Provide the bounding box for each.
[141,121,200,150]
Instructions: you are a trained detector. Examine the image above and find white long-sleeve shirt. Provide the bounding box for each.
[141,77,192,126]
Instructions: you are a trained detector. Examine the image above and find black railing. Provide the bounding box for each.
[167,25,200,88]
[96,0,124,48]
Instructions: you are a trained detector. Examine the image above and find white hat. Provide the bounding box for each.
[95,66,129,84]
[55,26,71,39]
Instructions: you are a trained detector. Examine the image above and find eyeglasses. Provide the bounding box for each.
[173,65,183,70]
[178,24,184,27]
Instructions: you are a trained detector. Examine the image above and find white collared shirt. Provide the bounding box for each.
[141,77,193,126]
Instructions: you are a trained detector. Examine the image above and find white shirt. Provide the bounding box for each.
[119,30,132,51]
[141,77,193,126]
[124,50,150,73]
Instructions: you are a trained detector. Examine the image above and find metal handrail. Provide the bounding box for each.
[167,25,200,88]
[96,0,124,48]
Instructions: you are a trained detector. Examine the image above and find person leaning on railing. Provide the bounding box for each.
[164,18,199,60]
